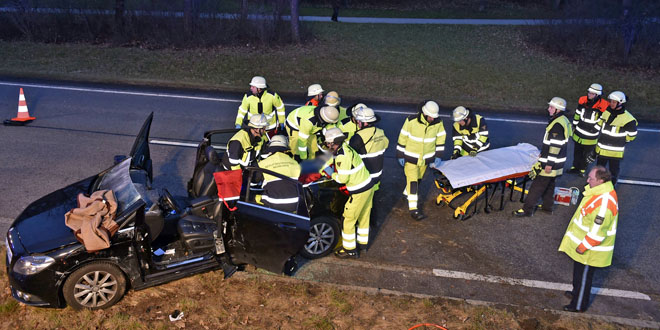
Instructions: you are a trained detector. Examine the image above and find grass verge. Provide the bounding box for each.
[0,22,658,121]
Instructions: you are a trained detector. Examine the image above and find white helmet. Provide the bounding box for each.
[307,84,324,97]
[452,106,469,122]
[588,83,603,95]
[548,97,567,111]
[249,76,267,89]
[319,106,339,124]
[421,100,440,118]
[354,106,377,123]
[608,91,626,104]
[268,134,289,149]
[248,114,269,128]
[324,127,346,144]
[324,91,341,107]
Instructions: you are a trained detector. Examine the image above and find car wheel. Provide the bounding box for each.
[300,216,339,259]
[62,262,127,310]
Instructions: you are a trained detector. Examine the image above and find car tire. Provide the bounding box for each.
[300,216,339,259]
[62,262,127,310]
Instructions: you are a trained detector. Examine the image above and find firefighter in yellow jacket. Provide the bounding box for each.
[320,128,375,258]
[256,135,302,213]
[235,76,286,136]
[558,166,618,312]
[221,114,268,171]
[396,100,446,220]
[451,106,490,159]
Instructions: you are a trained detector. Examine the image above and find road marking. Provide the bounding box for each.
[432,268,651,301]
[618,179,660,187]
[150,139,199,148]
[2,80,659,134]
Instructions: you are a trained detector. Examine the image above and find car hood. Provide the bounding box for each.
[11,176,96,254]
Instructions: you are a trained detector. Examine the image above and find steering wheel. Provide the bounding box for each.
[160,189,179,214]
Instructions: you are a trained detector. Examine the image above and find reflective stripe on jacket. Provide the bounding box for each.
[235,91,285,129]
[297,106,334,160]
[558,181,618,267]
[320,143,374,194]
[452,114,489,154]
[221,130,263,171]
[350,126,389,185]
[286,105,315,132]
[258,152,302,213]
[539,113,571,177]
[595,108,637,159]
[572,96,608,145]
[396,113,446,166]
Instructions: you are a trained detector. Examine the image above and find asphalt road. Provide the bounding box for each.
[1,79,659,325]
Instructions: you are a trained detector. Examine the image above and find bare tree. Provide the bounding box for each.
[290,0,300,43]
[241,0,248,21]
[114,0,125,35]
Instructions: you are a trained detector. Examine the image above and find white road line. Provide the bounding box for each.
[618,179,660,187]
[2,80,659,134]
[149,139,199,148]
[432,268,651,301]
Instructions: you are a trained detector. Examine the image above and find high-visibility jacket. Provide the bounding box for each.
[396,113,446,166]
[539,113,572,177]
[257,151,302,213]
[350,126,389,185]
[305,98,320,106]
[235,90,285,130]
[320,143,374,194]
[452,113,489,154]
[296,106,337,160]
[572,96,609,145]
[595,107,637,159]
[558,181,618,267]
[340,117,358,141]
[221,129,264,171]
[286,105,316,132]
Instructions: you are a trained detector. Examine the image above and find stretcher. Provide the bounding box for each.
[433,143,539,220]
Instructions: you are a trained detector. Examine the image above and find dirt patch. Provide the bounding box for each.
[0,248,635,330]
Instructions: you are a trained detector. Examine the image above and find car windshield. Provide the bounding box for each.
[96,158,143,214]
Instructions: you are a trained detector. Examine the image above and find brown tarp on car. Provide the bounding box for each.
[65,190,119,252]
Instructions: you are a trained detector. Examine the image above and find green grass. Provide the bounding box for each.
[1,22,658,120]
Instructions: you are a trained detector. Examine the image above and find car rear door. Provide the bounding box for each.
[226,168,310,274]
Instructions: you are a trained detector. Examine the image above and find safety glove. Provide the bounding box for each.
[451,150,461,160]
[585,149,597,164]
[398,158,405,167]
[469,150,478,157]
[429,158,442,169]
[321,164,336,178]
[528,161,542,180]
[235,124,242,129]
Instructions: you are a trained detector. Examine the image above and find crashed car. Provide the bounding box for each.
[5,113,341,310]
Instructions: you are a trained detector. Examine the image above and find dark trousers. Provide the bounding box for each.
[572,143,595,172]
[569,260,598,311]
[597,156,621,185]
[522,175,556,214]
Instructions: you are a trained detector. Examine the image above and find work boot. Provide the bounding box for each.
[578,170,586,178]
[358,244,368,254]
[335,248,358,259]
[512,208,532,217]
[562,304,583,313]
[567,167,579,174]
[535,204,553,215]
[410,210,426,221]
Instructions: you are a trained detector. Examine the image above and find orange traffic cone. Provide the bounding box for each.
[4,88,36,126]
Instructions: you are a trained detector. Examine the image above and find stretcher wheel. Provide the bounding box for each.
[454,213,464,221]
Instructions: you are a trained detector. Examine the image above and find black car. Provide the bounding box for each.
[5,113,341,310]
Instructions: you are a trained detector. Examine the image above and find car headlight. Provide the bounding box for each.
[13,255,56,275]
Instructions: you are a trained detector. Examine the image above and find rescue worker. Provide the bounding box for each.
[349,105,389,188]
[320,128,375,258]
[324,91,348,121]
[296,106,340,160]
[450,106,489,159]
[234,76,286,136]
[514,97,572,217]
[221,114,268,171]
[396,100,446,220]
[558,166,618,312]
[339,103,368,141]
[285,104,316,156]
[569,83,609,177]
[305,84,324,106]
[593,91,637,185]
[256,135,302,213]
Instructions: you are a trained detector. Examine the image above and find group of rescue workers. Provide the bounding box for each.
[219,76,636,311]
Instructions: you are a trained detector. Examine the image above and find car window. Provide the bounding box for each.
[208,130,238,151]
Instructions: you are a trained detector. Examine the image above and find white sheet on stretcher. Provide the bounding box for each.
[436,143,540,188]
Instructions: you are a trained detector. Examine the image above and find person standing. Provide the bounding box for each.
[396,100,446,220]
[305,84,324,106]
[513,97,572,217]
[558,166,618,312]
[235,76,286,136]
[450,106,490,159]
[222,114,268,171]
[349,105,389,188]
[295,106,340,160]
[569,83,609,177]
[320,128,375,258]
[594,91,638,185]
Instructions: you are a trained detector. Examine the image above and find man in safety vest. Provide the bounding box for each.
[320,128,375,258]
[305,84,324,106]
[349,105,389,189]
[568,83,609,177]
[221,114,268,171]
[396,100,446,221]
[294,106,340,160]
[450,106,490,159]
[256,135,302,213]
[235,76,286,136]
[558,166,618,312]
[593,91,637,185]
[514,97,572,217]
